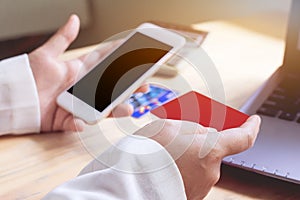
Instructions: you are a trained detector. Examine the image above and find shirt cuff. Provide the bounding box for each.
[79,135,187,199]
[0,54,41,135]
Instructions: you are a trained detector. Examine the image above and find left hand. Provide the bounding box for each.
[29,15,148,133]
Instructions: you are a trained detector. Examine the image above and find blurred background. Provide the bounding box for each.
[0,0,291,59]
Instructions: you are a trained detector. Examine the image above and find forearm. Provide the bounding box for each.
[43,136,187,200]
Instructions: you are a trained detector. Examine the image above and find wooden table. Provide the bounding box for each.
[2,19,300,200]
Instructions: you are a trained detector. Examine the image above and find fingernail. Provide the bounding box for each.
[75,119,86,132]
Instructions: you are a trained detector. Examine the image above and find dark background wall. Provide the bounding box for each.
[0,0,291,59]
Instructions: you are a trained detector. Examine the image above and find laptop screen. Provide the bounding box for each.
[284,0,300,74]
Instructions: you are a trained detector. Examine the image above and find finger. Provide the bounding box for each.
[39,14,80,57]
[135,120,208,160]
[65,40,122,87]
[218,115,261,157]
[198,128,219,159]
[75,39,122,73]
[139,119,207,138]
[173,120,208,135]
[78,41,120,72]
[134,83,150,93]
[109,103,134,118]
[106,84,149,118]
[52,107,70,131]
[62,115,86,132]
[73,118,86,132]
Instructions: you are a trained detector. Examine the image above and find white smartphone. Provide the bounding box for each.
[57,23,185,124]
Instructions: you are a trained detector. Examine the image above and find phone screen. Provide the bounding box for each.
[128,85,177,118]
[68,32,172,112]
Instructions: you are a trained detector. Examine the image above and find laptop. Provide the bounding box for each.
[223,0,300,183]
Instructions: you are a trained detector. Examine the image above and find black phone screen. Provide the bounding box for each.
[68,32,172,112]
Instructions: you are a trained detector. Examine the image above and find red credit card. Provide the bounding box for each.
[151,91,249,131]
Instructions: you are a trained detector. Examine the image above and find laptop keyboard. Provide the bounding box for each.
[257,76,300,123]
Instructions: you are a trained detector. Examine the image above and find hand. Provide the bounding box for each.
[135,115,261,199]
[29,15,148,133]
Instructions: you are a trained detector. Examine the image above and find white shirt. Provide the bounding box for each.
[0,54,40,135]
[0,54,187,199]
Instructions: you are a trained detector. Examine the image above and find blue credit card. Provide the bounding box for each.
[127,85,177,118]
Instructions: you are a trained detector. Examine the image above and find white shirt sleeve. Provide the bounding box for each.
[0,54,41,135]
[43,135,187,200]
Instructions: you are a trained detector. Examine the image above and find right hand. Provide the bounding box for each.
[135,115,261,199]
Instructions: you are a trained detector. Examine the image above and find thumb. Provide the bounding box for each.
[218,115,261,157]
[110,103,134,118]
[39,14,80,57]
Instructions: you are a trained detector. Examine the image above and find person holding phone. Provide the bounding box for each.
[0,15,148,135]
[0,15,261,199]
